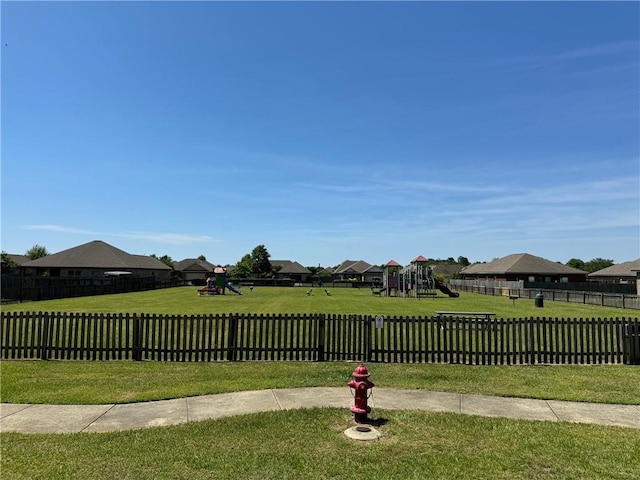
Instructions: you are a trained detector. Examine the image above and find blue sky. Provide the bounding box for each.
[2,1,639,268]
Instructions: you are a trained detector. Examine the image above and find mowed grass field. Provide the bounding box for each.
[3,285,638,319]
[3,287,640,479]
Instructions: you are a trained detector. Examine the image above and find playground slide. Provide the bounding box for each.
[436,282,460,298]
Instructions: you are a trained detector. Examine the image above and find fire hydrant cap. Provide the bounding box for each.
[352,363,370,379]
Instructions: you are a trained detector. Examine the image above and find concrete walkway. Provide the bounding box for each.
[2,388,639,434]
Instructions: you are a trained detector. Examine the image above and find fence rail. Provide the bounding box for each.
[2,312,638,365]
[449,282,640,310]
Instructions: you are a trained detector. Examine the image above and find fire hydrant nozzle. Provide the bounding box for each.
[348,363,374,423]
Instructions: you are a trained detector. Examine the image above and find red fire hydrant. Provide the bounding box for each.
[348,363,374,423]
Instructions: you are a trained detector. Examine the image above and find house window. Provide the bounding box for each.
[68,270,82,277]
[560,277,569,283]
[528,276,535,282]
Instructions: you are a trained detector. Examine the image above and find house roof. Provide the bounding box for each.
[431,264,464,276]
[270,260,312,275]
[21,240,172,271]
[385,260,402,267]
[333,260,373,275]
[174,258,215,273]
[587,259,640,278]
[6,254,29,265]
[411,255,429,263]
[460,253,587,276]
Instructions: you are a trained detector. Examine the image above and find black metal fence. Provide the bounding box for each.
[1,275,182,303]
[2,312,639,365]
[450,282,640,310]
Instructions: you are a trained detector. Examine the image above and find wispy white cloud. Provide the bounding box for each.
[494,40,640,71]
[24,225,100,235]
[22,225,213,245]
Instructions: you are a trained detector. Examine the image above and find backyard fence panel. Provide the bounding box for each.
[0,312,635,364]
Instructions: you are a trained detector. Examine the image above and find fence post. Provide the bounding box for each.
[38,312,51,360]
[526,318,534,365]
[227,314,238,361]
[132,314,142,361]
[316,314,326,362]
[364,315,372,363]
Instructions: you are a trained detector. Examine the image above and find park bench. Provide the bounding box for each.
[371,287,383,296]
[435,311,496,331]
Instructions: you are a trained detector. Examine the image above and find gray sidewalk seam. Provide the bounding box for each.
[545,399,561,422]
[81,404,117,433]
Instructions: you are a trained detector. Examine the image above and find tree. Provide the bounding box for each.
[232,254,253,279]
[307,265,322,276]
[198,255,207,261]
[250,245,272,277]
[566,258,586,270]
[1,251,18,273]
[457,256,470,267]
[25,244,49,260]
[151,254,174,269]
[583,258,614,274]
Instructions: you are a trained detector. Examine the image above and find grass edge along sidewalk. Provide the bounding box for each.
[2,361,640,406]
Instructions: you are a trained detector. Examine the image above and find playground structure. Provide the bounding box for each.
[382,260,401,297]
[378,256,460,298]
[198,266,243,296]
[403,256,437,298]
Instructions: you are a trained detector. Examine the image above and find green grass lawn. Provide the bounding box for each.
[3,288,640,479]
[3,361,640,405]
[3,285,638,319]
[3,408,639,480]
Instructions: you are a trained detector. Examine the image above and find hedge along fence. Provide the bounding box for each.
[1,312,639,365]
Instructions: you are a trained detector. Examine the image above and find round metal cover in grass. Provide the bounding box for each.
[344,425,381,441]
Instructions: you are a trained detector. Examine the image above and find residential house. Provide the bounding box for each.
[430,264,464,279]
[587,259,640,285]
[173,258,216,284]
[270,260,312,282]
[332,260,384,283]
[459,253,587,283]
[20,240,173,280]
[1,254,29,273]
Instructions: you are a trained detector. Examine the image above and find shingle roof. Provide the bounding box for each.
[270,260,312,275]
[588,259,640,278]
[333,260,373,275]
[21,240,172,270]
[174,258,215,273]
[460,253,586,276]
[7,254,29,265]
[431,264,464,276]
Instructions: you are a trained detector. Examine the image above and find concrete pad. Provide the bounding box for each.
[372,388,461,413]
[187,390,280,422]
[273,387,350,410]
[84,398,187,433]
[461,394,558,422]
[0,403,32,418]
[548,401,640,429]
[344,425,381,441]
[1,404,113,434]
